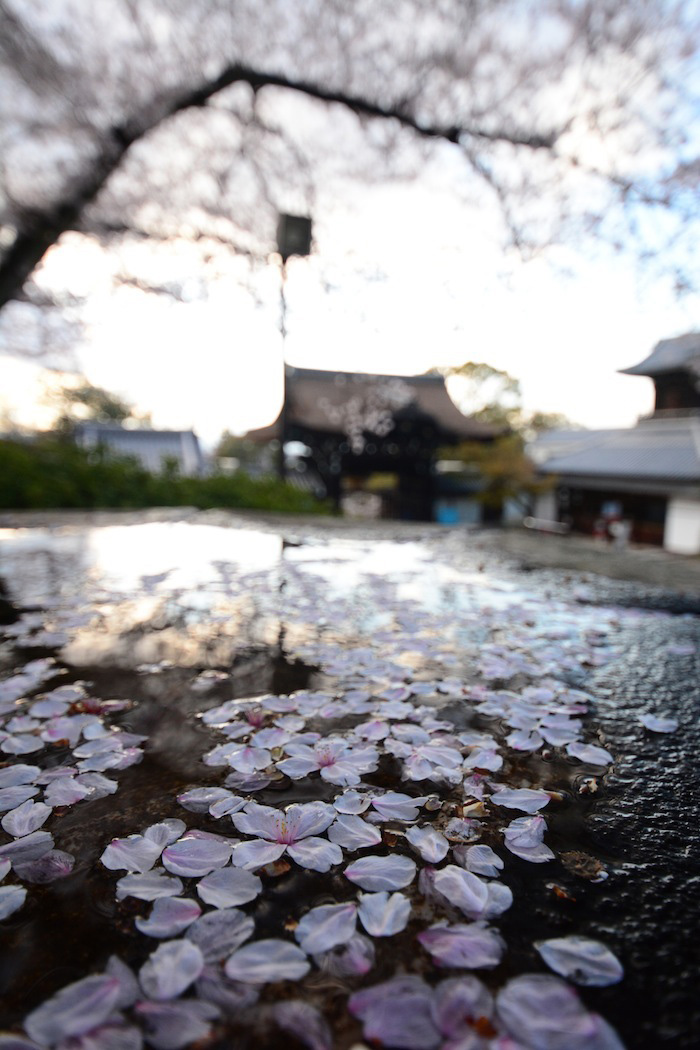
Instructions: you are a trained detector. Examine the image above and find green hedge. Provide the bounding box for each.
[0,438,331,515]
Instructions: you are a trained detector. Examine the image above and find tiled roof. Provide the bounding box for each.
[530,417,700,484]
[620,333,700,376]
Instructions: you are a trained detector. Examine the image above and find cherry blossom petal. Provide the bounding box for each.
[101,835,163,874]
[224,939,310,984]
[434,865,489,918]
[44,778,92,806]
[357,891,411,936]
[143,820,187,848]
[328,814,381,850]
[490,788,551,813]
[195,965,260,1014]
[536,936,624,986]
[196,866,262,908]
[1,800,51,838]
[432,975,494,1038]
[349,976,440,1050]
[135,897,202,938]
[344,854,417,891]
[231,802,285,840]
[176,787,232,813]
[418,922,505,969]
[370,793,429,822]
[272,1000,332,1050]
[0,859,10,881]
[405,825,449,863]
[231,839,287,870]
[139,940,204,1000]
[0,830,54,865]
[496,974,624,1050]
[116,870,184,901]
[0,785,39,812]
[454,844,504,878]
[209,795,246,819]
[161,835,231,877]
[639,713,678,733]
[134,999,219,1050]
[13,849,74,884]
[54,1021,142,1050]
[294,902,358,954]
[24,975,122,1045]
[0,884,27,919]
[283,802,337,840]
[313,932,375,977]
[276,756,319,779]
[287,837,342,872]
[566,742,613,766]
[185,908,255,962]
[333,791,370,814]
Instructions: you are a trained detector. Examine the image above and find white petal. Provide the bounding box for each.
[139,940,204,1000]
[231,839,287,870]
[101,835,163,874]
[490,788,551,813]
[536,936,624,986]
[185,908,255,962]
[405,825,449,863]
[418,922,505,968]
[162,835,231,877]
[196,867,262,908]
[24,975,122,1044]
[566,742,613,766]
[144,820,187,847]
[370,793,429,822]
[639,713,678,733]
[294,902,358,953]
[287,837,342,872]
[328,815,381,850]
[344,855,416,892]
[135,897,202,938]
[0,884,27,919]
[116,870,184,901]
[358,892,411,936]
[224,939,310,984]
[1,800,51,838]
[333,791,370,814]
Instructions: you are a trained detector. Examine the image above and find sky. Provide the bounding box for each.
[2,170,697,448]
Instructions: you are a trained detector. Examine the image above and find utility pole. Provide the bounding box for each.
[276,214,312,481]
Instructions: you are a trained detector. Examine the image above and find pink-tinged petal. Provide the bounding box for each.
[432,976,494,1037]
[328,815,381,850]
[24,975,122,1045]
[507,729,545,751]
[536,936,624,987]
[333,791,370,814]
[1,800,51,838]
[0,766,40,788]
[283,802,336,841]
[566,742,613,766]
[294,902,357,954]
[209,795,246,819]
[101,835,163,874]
[490,788,551,813]
[53,1021,142,1050]
[433,866,491,920]
[313,932,375,977]
[454,844,504,878]
[116,871,183,901]
[287,837,342,873]
[74,773,117,799]
[464,748,503,772]
[197,867,262,908]
[272,1000,332,1050]
[139,940,204,1000]
[418,923,505,969]
[185,908,255,963]
[0,830,54,865]
[357,891,411,936]
[496,974,625,1050]
[231,839,287,870]
[349,976,440,1050]
[226,745,271,774]
[195,965,259,1014]
[177,787,232,813]
[14,849,74,884]
[143,820,186,848]
[406,825,449,863]
[231,802,284,841]
[0,785,39,812]
[44,778,92,806]
[0,884,26,919]
[105,954,140,1009]
[0,1034,42,1048]
[505,840,555,863]
[344,854,417,892]
[1,734,43,755]
[639,713,678,733]
[370,793,429,822]
[0,859,10,881]
[135,897,202,938]
[276,757,320,779]
[224,939,310,984]
[161,835,231,877]
[134,999,219,1050]
[504,816,546,848]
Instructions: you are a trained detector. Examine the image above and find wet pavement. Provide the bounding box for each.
[0,512,698,1049]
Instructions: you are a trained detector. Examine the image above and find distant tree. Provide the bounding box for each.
[214,431,275,475]
[51,378,150,435]
[0,0,698,344]
[442,361,576,511]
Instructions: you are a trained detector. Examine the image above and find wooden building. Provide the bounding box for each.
[245,366,493,520]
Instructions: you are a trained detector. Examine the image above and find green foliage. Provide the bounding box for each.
[451,433,554,509]
[0,438,331,515]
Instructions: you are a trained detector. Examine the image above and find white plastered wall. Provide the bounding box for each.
[664,498,700,555]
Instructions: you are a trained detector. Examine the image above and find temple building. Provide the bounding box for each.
[530,333,700,554]
[245,366,494,521]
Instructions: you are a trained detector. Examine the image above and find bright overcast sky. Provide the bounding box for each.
[2,172,697,448]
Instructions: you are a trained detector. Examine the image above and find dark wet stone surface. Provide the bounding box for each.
[0,515,698,1048]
